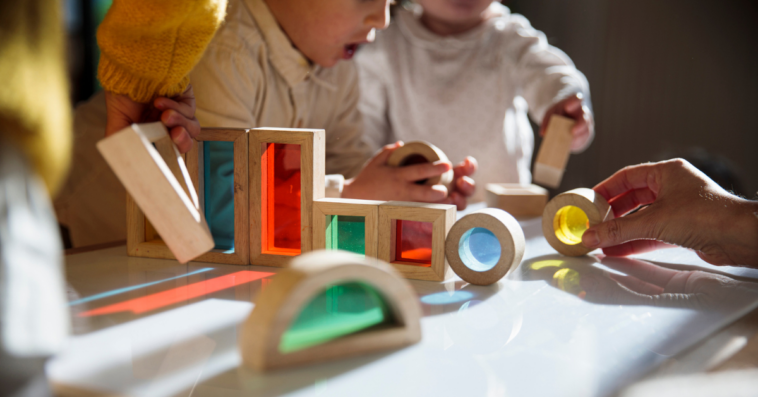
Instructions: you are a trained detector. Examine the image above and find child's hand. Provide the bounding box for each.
[342,142,452,203]
[540,93,594,152]
[444,156,477,210]
[104,84,201,153]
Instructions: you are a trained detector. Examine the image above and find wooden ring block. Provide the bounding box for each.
[445,208,525,285]
[239,250,422,371]
[542,188,613,256]
[485,183,549,217]
[386,141,453,186]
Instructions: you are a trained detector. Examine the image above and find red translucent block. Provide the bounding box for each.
[394,220,433,267]
[261,143,301,255]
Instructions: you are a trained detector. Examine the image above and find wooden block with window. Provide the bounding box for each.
[313,198,383,258]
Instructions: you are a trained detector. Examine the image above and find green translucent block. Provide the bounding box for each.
[279,282,394,354]
[203,141,235,251]
[325,215,366,256]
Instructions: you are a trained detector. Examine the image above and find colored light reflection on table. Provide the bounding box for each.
[279,282,393,353]
[78,271,274,317]
[262,143,301,255]
[458,227,501,272]
[553,205,589,245]
[204,141,235,251]
[553,268,586,298]
[325,215,366,256]
[394,220,433,266]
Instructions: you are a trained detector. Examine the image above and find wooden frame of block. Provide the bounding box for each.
[485,183,549,217]
[312,199,383,258]
[533,115,576,188]
[183,128,250,265]
[250,128,325,267]
[542,188,613,256]
[386,141,453,187]
[445,208,525,285]
[377,201,456,281]
[98,122,214,264]
[240,250,422,371]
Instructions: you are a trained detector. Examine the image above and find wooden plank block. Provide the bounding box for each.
[485,183,549,217]
[533,115,575,188]
[239,250,422,371]
[377,201,456,281]
[98,123,213,264]
[386,141,453,186]
[542,188,613,256]
[313,198,383,258]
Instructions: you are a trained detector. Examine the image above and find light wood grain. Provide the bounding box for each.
[533,115,575,188]
[239,250,422,371]
[386,141,454,187]
[445,208,525,285]
[542,188,613,256]
[485,183,549,217]
[313,199,383,258]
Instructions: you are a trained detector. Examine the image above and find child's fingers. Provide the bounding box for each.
[406,184,448,202]
[447,191,467,210]
[169,126,193,154]
[453,175,476,197]
[397,160,451,183]
[160,109,201,140]
[154,97,195,120]
[369,141,402,168]
[453,156,478,178]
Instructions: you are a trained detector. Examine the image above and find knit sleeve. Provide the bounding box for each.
[97,0,227,103]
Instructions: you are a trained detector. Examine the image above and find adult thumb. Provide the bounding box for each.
[582,212,655,249]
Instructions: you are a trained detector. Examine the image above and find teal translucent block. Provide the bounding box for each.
[279,282,394,353]
[325,215,366,256]
[458,227,501,272]
[203,141,235,251]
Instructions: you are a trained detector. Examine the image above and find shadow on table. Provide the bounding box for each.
[410,278,501,317]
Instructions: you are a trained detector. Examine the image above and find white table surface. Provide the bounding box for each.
[49,211,758,397]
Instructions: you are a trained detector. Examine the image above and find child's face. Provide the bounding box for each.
[415,0,493,26]
[267,0,391,68]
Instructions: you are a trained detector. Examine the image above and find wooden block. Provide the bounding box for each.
[533,115,575,188]
[250,128,325,267]
[377,201,456,281]
[445,208,525,285]
[313,198,383,258]
[184,128,250,265]
[542,188,613,256]
[239,250,422,371]
[98,122,213,264]
[485,183,549,217]
[386,141,453,186]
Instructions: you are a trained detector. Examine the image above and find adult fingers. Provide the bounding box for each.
[581,210,657,249]
[593,162,663,202]
[169,126,193,154]
[602,240,676,257]
[453,175,476,197]
[397,160,451,183]
[608,187,657,217]
[407,184,448,202]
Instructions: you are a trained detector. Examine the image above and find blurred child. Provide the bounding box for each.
[356,0,594,202]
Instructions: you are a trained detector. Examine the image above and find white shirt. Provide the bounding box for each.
[356,3,593,202]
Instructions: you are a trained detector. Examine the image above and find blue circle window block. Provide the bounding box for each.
[458,227,501,272]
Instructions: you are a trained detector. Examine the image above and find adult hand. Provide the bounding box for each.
[342,142,452,203]
[445,156,477,210]
[540,93,593,152]
[581,159,758,267]
[104,85,201,153]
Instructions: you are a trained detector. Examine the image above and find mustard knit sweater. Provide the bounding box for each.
[97,0,228,103]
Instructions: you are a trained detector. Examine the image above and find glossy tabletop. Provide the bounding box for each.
[49,207,758,397]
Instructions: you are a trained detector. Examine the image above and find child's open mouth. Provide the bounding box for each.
[343,44,358,60]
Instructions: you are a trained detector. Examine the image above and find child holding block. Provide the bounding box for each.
[356,0,595,202]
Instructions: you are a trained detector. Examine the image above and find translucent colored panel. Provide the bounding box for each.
[261,143,301,255]
[279,282,394,353]
[394,220,433,266]
[552,205,589,245]
[458,227,501,272]
[325,215,366,256]
[203,141,235,251]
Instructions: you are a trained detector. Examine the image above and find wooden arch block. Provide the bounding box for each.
[485,183,549,217]
[250,128,325,267]
[378,201,456,281]
[98,123,213,264]
[386,141,453,186]
[542,188,613,256]
[185,128,250,265]
[239,250,422,371]
[533,115,576,188]
[313,198,383,258]
[445,208,525,285]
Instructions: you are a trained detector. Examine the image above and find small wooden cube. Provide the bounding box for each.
[485,183,549,217]
[250,128,325,267]
[386,141,453,187]
[542,188,613,256]
[377,201,456,281]
[533,115,575,188]
[313,198,383,258]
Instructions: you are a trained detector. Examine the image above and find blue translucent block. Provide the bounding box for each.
[458,227,501,272]
[203,141,235,251]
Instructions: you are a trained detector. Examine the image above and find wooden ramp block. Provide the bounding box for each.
[313,198,383,258]
[377,201,456,281]
[542,188,613,256]
[445,208,525,286]
[387,141,453,187]
[98,122,213,264]
[533,115,575,188]
[485,183,549,217]
[239,250,422,371]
